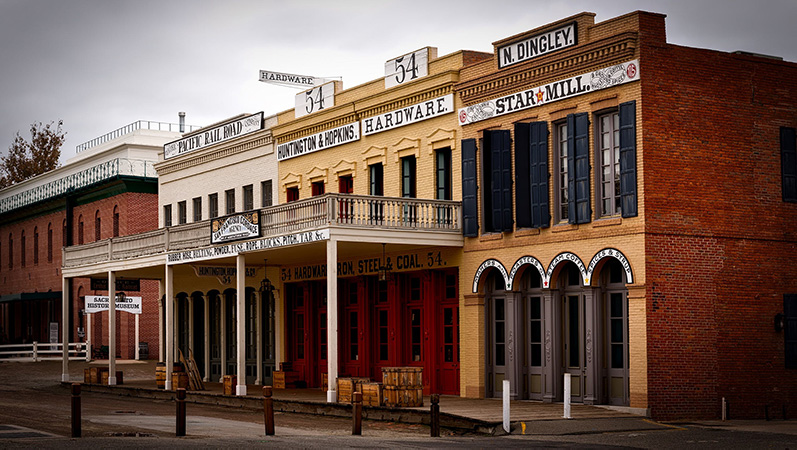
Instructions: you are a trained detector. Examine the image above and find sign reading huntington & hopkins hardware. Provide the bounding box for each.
[164,112,263,160]
[211,211,260,244]
[497,22,577,68]
[458,60,639,126]
[277,122,360,161]
[362,94,453,136]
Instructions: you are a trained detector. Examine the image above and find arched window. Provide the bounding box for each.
[95,210,101,241]
[33,227,39,265]
[7,234,12,269]
[78,215,84,245]
[20,230,26,267]
[113,205,120,237]
[62,219,67,247]
[47,223,53,263]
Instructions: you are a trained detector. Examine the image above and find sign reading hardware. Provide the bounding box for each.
[498,22,577,68]
[384,48,431,89]
[295,81,335,118]
[259,70,322,88]
[85,295,143,315]
[211,211,260,244]
[362,94,453,135]
[458,60,639,125]
[277,122,360,161]
[167,229,330,264]
[164,112,263,159]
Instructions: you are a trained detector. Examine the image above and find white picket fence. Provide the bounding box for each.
[0,341,90,362]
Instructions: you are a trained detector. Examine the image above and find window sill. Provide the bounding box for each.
[551,223,578,233]
[593,217,623,227]
[479,232,504,242]
[515,228,541,237]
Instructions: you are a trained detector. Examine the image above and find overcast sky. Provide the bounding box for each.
[1,0,795,164]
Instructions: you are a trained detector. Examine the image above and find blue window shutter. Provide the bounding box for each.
[529,122,550,228]
[781,127,797,202]
[785,294,797,369]
[568,113,591,224]
[487,130,503,231]
[619,101,638,217]
[500,130,514,231]
[462,138,479,237]
[515,123,531,229]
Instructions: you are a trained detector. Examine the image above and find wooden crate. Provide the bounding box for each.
[90,367,108,384]
[101,370,124,385]
[382,367,422,387]
[273,371,285,389]
[172,371,188,390]
[84,368,91,384]
[336,377,370,403]
[321,373,328,391]
[361,382,383,407]
[223,375,236,395]
[383,385,423,407]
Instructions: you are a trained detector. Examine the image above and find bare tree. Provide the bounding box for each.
[0,120,66,188]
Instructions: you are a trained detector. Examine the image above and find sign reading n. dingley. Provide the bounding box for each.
[164,112,263,160]
[498,22,577,68]
[362,94,453,136]
[211,211,260,244]
[85,295,143,315]
[277,122,360,161]
[458,60,640,126]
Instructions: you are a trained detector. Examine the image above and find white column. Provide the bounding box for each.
[158,280,165,363]
[188,296,194,357]
[61,277,69,382]
[134,313,140,360]
[256,290,263,385]
[87,313,92,359]
[236,254,246,396]
[203,295,210,382]
[108,271,117,385]
[220,294,226,382]
[174,296,179,362]
[326,238,338,403]
[165,265,174,390]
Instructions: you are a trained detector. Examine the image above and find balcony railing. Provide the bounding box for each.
[0,158,157,215]
[63,194,461,269]
[75,120,202,153]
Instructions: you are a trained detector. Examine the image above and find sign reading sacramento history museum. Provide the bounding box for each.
[164,112,263,159]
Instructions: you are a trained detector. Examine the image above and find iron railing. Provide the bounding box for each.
[75,120,201,153]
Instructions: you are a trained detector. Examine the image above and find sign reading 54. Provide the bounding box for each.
[295,82,335,118]
[385,48,432,89]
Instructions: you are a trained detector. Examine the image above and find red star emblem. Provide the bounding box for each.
[536,89,544,103]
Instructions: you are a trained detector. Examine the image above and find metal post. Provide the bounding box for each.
[430,393,440,437]
[263,386,275,436]
[563,373,571,419]
[71,383,81,438]
[503,379,510,433]
[352,391,362,435]
[33,341,38,362]
[176,388,186,436]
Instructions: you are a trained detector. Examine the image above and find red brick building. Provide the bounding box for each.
[456,11,797,419]
[0,122,190,359]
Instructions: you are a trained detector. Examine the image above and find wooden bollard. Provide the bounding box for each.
[176,388,186,437]
[352,392,362,435]
[71,383,81,438]
[430,393,440,437]
[263,386,275,436]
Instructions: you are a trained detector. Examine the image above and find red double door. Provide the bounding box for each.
[286,270,459,395]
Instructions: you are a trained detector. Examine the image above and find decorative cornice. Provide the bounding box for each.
[156,134,273,175]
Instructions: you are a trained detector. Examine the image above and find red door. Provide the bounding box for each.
[340,279,366,377]
[288,283,308,382]
[371,277,394,380]
[436,271,460,395]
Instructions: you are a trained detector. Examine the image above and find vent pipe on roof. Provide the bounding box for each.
[179,112,186,133]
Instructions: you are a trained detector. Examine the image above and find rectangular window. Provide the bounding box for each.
[243,184,253,211]
[209,193,218,219]
[782,127,797,202]
[20,233,25,267]
[261,180,273,207]
[163,204,172,227]
[566,113,591,224]
[33,230,39,265]
[339,175,353,194]
[401,156,416,198]
[95,216,101,241]
[286,186,299,202]
[555,122,569,222]
[113,211,119,237]
[7,235,12,269]
[225,189,235,215]
[47,227,53,262]
[597,111,621,217]
[178,201,187,224]
[311,181,325,196]
[436,148,451,200]
[193,197,202,222]
[369,164,383,195]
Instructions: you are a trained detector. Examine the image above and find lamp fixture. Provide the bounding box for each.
[378,243,388,282]
[260,259,273,293]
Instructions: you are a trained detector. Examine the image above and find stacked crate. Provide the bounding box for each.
[382,367,423,407]
[336,377,370,403]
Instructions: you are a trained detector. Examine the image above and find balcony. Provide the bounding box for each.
[63,194,462,269]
